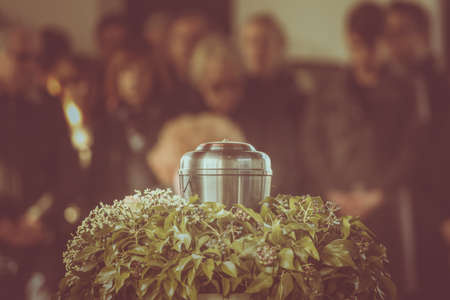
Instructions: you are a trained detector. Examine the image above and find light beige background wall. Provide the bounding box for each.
[0,0,443,60]
[234,0,443,62]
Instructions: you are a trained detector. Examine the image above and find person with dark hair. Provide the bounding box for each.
[88,40,171,209]
[303,3,422,298]
[143,11,172,50]
[386,4,450,298]
[166,11,209,86]
[96,14,129,61]
[93,14,132,118]
[0,26,80,298]
[238,13,305,195]
[153,11,211,119]
[240,13,286,78]
[38,26,72,73]
[385,2,431,67]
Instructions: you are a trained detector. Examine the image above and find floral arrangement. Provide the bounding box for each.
[59,189,396,300]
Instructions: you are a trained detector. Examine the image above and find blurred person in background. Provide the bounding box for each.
[239,13,304,113]
[0,26,78,299]
[147,112,245,190]
[303,3,421,298]
[142,11,174,92]
[96,14,130,63]
[187,33,298,194]
[385,3,450,294]
[239,14,303,194]
[88,40,169,209]
[240,13,286,79]
[143,11,172,50]
[38,26,72,88]
[95,14,130,115]
[165,11,209,89]
[188,33,245,116]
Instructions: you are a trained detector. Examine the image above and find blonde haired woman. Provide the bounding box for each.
[188,33,245,115]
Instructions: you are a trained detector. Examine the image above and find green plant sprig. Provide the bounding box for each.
[58,190,396,300]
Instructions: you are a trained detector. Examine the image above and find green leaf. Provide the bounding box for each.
[95,266,115,284]
[163,279,177,298]
[231,277,243,292]
[137,277,157,297]
[175,256,193,280]
[342,216,352,239]
[296,236,320,261]
[189,195,200,204]
[279,248,295,270]
[174,230,192,252]
[201,258,215,280]
[114,271,130,293]
[187,267,196,285]
[75,245,102,261]
[222,277,231,296]
[270,221,284,244]
[187,284,198,300]
[245,272,274,293]
[192,253,204,269]
[221,261,238,278]
[276,272,294,300]
[128,246,148,256]
[379,273,398,299]
[196,235,210,250]
[231,239,244,253]
[321,239,357,269]
[203,247,222,259]
[292,273,308,294]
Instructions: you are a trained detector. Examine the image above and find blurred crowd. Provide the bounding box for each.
[0,1,450,299]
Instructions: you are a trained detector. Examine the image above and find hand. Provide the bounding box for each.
[441,219,450,246]
[350,188,384,218]
[328,188,384,218]
[327,190,353,215]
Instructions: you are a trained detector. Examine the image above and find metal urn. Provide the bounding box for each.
[179,141,272,209]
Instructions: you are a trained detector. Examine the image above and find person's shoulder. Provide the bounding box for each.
[377,65,414,92]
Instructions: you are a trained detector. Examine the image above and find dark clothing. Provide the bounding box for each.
[0,89,80,298]
[303,68,420,297]
[303,69,418,192]
[240,70,305,195]
[88,101,169,209]
[396,59,450,299]
[160,82,205,117]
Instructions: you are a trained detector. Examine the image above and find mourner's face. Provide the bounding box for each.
[347,32,382,73]
[167,17,208,79]
[385,12,429,64]
[117,64,153,107]
[201,58,243,115]
[1,29,38,93]
[98,24,127,60]
[240,22,284,77]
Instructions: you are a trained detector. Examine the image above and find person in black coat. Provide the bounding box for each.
[239,14,306,195]
[88,42,171,208]
[385,3,450,298]
[0,27,80,298]
[303,4,424,298]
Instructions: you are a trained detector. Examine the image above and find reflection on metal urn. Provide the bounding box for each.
[179,141,272,209]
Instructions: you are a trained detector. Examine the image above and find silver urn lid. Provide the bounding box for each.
[179,141,272,209]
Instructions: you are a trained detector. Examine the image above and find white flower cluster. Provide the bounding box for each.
[63,189,187,274]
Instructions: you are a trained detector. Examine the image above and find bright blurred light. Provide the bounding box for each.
[46,77,62,97]
[62,94,93,169]
[64,99,83,127]
[71,128,90,150]
[64,205,81,224]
